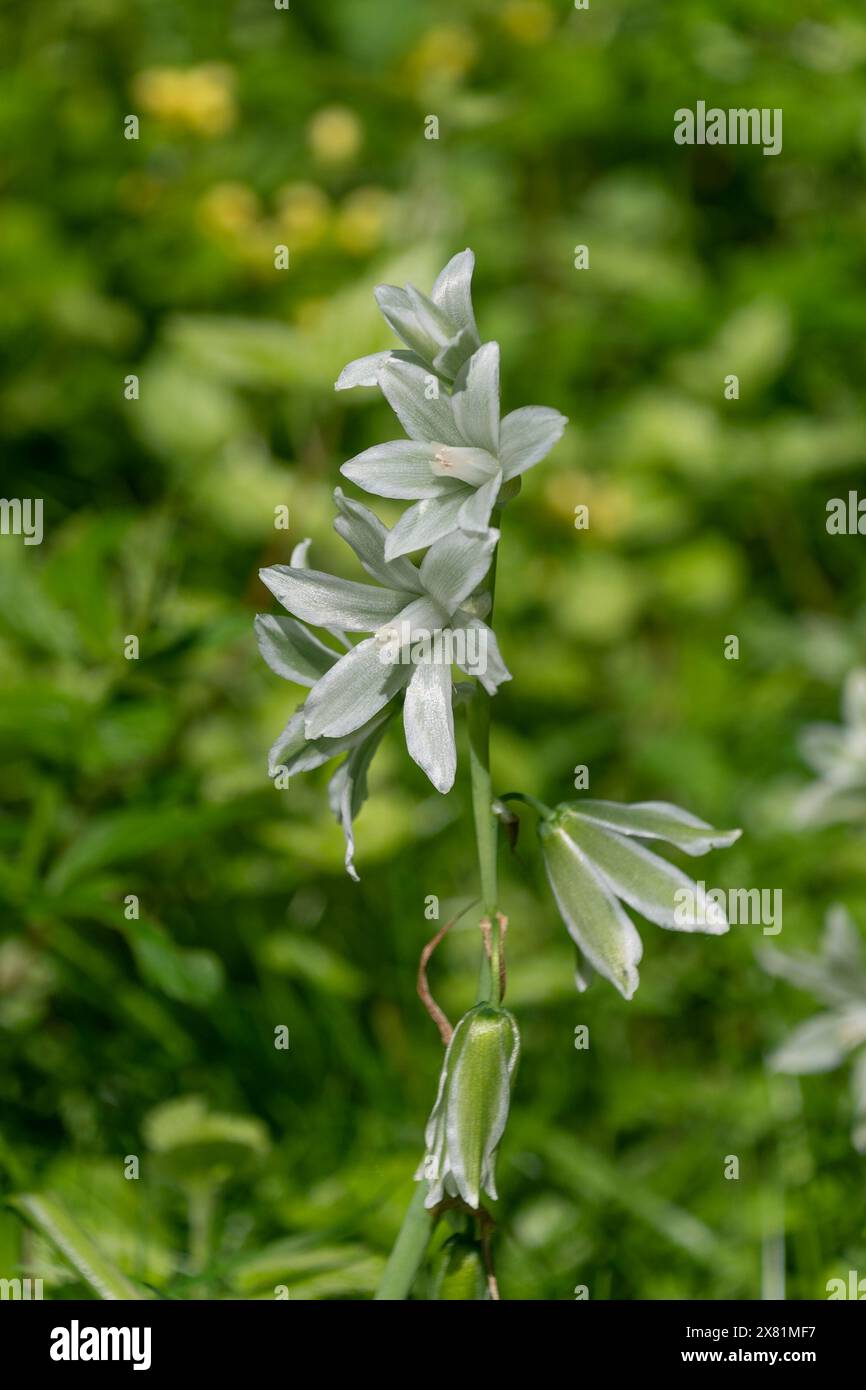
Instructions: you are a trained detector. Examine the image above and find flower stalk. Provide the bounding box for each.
[255,248,743,1299]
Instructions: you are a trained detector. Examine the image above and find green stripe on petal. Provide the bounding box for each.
[539,818,643,1000]
[563,800,742,857]
[563,817,729,934]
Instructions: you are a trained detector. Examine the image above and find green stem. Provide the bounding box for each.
[374,1180,435,1300]
[187,1185,215,1274]
[469,546,502,1005]
[499,790,553,819]
[469,686,502,1003]
[375,546,505,1299]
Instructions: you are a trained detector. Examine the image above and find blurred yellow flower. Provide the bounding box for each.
[407,24,477,86]
[198,182,261,237]
[235,224,286,276]
[276,183,331,250]
[500,1,555,45]
[307,106,363,165]
[333,187,393,257]
[133,63,237,136]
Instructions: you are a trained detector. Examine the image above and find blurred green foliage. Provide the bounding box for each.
[2,0,866,1299]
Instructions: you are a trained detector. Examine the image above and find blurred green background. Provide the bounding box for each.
[2,0,866,1300]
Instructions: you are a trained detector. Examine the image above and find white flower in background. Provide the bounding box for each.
[535,800,742,999]
[335,248,481,389]
[793,670,866,827]
[761,904,866,1153]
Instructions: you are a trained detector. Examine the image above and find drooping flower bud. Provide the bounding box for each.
[415,1003,520,1210]
[537,799,741,1000]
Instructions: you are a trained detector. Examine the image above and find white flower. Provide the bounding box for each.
[341,342,566,558]
[761,904,866,1152]
[535,799,742,999]
[335,249,481,390]
[258,493,510,800]
[794,669,866,826]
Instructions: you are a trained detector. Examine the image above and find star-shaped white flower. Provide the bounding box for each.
[258,492,510,799]
[340,341,567,558]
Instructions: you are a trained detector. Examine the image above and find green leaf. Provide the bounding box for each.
[45,801,255,893]
[7,1195,150,1300]
[257,933,365,998]
[127,920,224,1007]
[143,1096,269,1186]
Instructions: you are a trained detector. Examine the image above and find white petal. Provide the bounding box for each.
[255,614,338,687]
[333,488,422,592]
[451,343,500,454]
[433,325,478,380]
[431,249,480,343]
[327,715,392,880]
[304,636,409,739]
[405,284,455,344]
[540,821,643,1000]
[769,1009,866,1074]
[419,526,499,612]
[268,705,389,778]
[335,351,392,390]
[843,669,866,728]
[403,659,456,793]
[379,358,464,446]
[458,471,501,532]
[375,284,441,362]
[259,565,406,632]
[452,614,511,694]
[341,440,463,500]
[383,491,470,560]
[565,800,742,857]
[499,406,568,480]
[564,819,729,934]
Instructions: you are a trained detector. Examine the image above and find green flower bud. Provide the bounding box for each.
[415,1003,520,1210]
[430,1235,489,1300]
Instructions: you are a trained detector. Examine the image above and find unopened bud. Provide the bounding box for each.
[415,1003,520,1209]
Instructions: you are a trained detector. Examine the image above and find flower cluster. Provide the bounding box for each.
[257,251,567,877]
